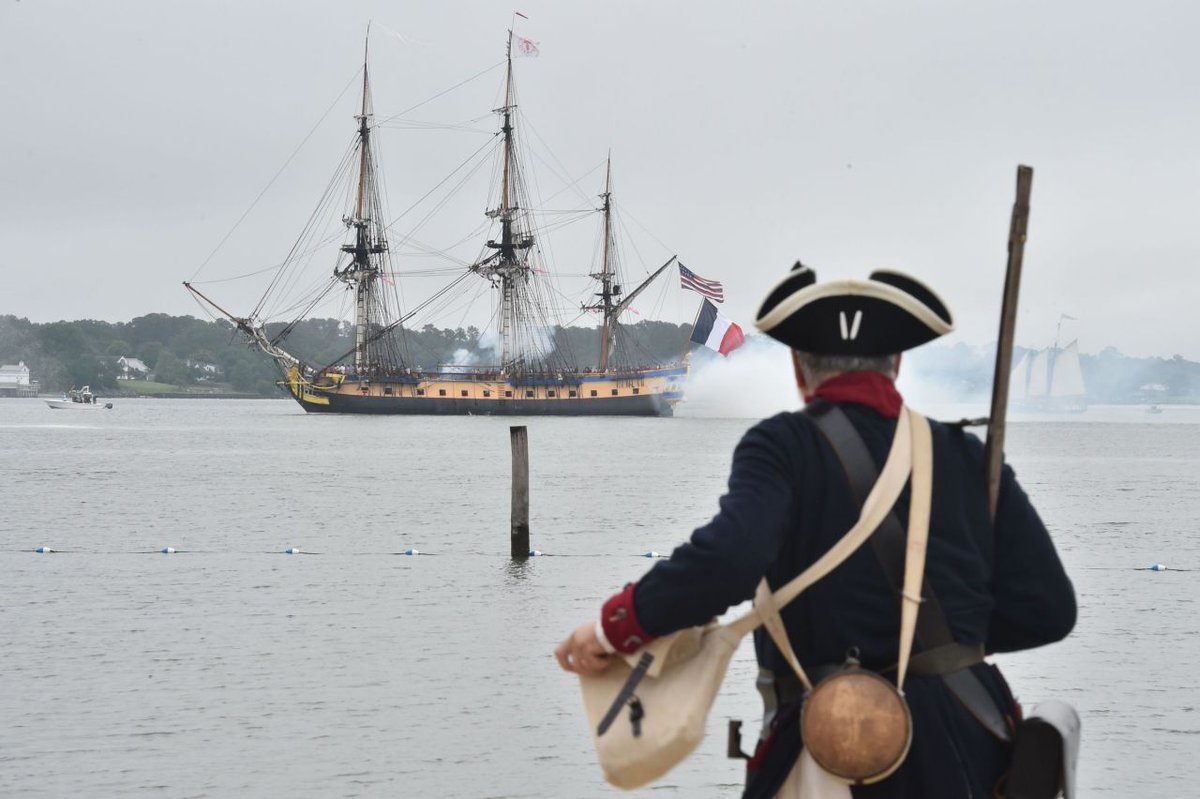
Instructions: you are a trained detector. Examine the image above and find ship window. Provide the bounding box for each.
[438,389,446,397]
[416,388,425,396]
[590,390,598,397]
[483,390,491,398]
[505,390,513,398]
[547,390,556,398]
[384,387,393,395]
[569,390,577,398]
[611,389,619,396]
[525,390,535,398]
[632,388,639,395]
[461,390,468,397]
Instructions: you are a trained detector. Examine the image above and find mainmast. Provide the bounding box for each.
[474,30,534,372]
[336,32,388,372]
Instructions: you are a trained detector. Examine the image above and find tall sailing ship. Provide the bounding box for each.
[187,31,689,416]
[1009,328,1088,413]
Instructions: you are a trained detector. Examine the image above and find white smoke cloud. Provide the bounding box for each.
[676,336,800,419]
[441,332,503,373]
[476,331,501,360]
[450,348,476,366]
[676,336,989,420]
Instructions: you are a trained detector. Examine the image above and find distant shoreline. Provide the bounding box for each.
[17,392,288,401]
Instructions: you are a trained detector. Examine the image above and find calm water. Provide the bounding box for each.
[2,398,1198,797]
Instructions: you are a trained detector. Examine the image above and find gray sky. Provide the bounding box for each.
[3,0,1198,359]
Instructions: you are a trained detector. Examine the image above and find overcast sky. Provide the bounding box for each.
[3,0,1198,359]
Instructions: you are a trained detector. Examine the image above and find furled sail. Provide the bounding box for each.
[183,28,693,417]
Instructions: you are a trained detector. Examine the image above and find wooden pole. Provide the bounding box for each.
[510,425,530,558]
[984,165,1034,520]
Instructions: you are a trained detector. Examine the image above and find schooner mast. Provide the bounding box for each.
[473,30,535,373]
[335,35,389,372]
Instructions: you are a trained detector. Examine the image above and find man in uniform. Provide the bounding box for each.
[555,265,1076,798]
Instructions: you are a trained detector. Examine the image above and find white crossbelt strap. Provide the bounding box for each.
[896,410,933,690]
[732,408,934,694]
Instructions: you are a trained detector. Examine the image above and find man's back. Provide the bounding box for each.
[628,392,1075,797]
[556,267,1077,798]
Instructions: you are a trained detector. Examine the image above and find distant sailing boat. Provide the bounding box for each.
[1009,316,1087,413]
[186,30,689,416]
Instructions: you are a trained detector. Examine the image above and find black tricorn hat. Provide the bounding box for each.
[754,262,953,355]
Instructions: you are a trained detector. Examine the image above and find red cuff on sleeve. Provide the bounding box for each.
[600,582,657,654]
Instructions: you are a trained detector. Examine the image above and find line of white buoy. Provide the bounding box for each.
[25,547,661,557]
[24,548,1181,568]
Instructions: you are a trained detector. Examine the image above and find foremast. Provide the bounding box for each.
[336,34,389,372]
[186,33,396,380]
[472,30,535,373]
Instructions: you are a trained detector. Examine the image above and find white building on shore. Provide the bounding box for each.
[117,356,150,380]
[0,361,38,397]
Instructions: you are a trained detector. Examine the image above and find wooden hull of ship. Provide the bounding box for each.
[282,366,687,417]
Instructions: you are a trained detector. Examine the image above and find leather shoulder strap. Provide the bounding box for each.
[808,402,1012,740]
[726,407,915,687]
[806,400,955,649]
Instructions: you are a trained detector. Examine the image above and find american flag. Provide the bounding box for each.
[679,263,724,303]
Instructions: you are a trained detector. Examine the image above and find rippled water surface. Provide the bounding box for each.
[2,398,1198,797]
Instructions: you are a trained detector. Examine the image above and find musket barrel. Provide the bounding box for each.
[983,165,1034,519]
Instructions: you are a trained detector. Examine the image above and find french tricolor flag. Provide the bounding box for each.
[690,299,745,357]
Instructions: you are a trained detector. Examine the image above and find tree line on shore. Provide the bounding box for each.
[905,341,1200,402]
[1,312,1196,402]
[0,313,694,395]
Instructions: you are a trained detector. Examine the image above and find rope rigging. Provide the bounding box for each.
[187,38,689,388]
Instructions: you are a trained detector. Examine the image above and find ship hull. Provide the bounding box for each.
[281,366,687,417]
[296,392,677,416]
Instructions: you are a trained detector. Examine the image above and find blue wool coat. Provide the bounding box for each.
[630,401,1076,798]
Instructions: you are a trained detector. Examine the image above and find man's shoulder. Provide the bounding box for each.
[738,410,822,455]
[749,409,818,438]
[926,415,987,463]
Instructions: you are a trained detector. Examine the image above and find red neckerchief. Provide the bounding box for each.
[806,371,903,418]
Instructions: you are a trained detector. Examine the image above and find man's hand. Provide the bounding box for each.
[555,622,614,676]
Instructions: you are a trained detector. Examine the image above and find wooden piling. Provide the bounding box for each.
[510,425,530,558]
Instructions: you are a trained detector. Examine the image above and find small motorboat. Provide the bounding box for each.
[1147,404,1163,415]
[45,386,113,410]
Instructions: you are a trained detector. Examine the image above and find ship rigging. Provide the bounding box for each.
[186,29,690,415]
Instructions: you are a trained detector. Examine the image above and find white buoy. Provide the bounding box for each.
[528,549,542,557]
[643,551,660,558]
[405,548,420,556]
[285,547,301,555]
[161,547,176,554]
[35,546,53,554]
[1150,563,1167,572]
